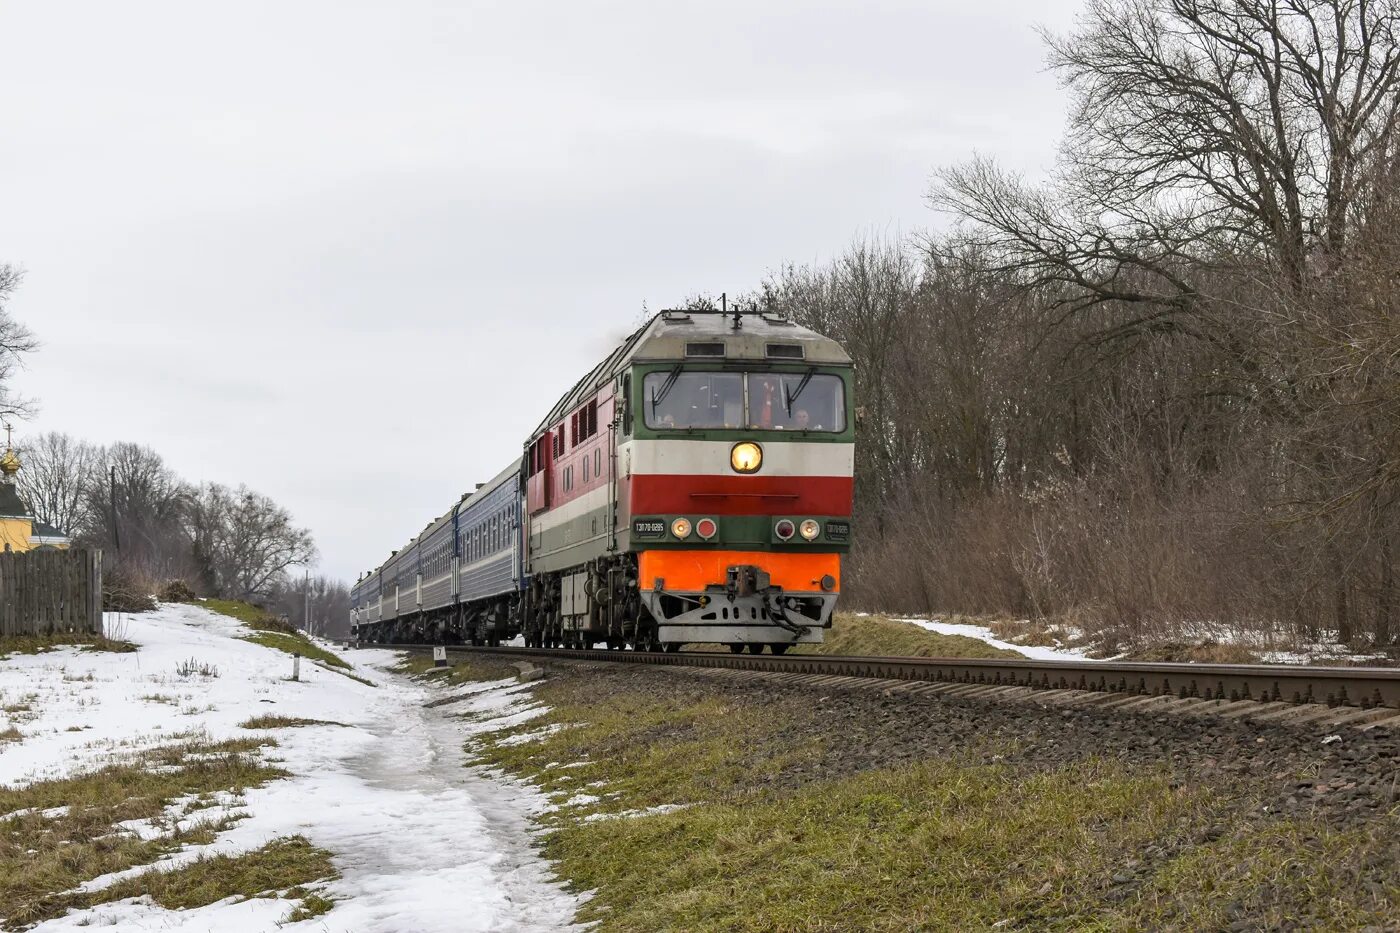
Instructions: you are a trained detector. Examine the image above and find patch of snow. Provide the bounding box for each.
[0,602,580,932]
[890,617,1099,662]
[581,804,689,823]
[496,723,568,747]
[559,793,600,808]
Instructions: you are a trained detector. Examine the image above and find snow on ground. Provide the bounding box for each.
[878,613,1393,665]
[881,615,1099,662]
[0,602,581,932]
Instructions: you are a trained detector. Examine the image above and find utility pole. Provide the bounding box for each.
[109,464,121,555]
[304,569,311,639]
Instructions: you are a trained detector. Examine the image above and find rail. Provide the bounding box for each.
[383,644,1400,710]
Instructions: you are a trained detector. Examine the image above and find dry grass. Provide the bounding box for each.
[238,715,343,730]
[0,634,137,658]
[83,835,336,913]
[0,737,287,928]
[396,653,518,685]
[1121,641,1262,664]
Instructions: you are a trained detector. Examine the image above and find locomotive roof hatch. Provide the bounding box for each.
[531,310,851,436]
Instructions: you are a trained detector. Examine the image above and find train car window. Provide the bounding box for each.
[643,370,846,432]
[748,372,846,432]
[644,371,744,429]
[621,376,633,434]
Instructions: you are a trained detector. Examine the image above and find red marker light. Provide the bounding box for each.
[696,518,718,540]
[775,519,796,540]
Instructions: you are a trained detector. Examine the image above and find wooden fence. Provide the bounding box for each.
[0,548,103,638]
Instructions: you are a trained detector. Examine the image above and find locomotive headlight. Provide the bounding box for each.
[670,517,693,539]
[799,519,821,540]
[730,441,762,474]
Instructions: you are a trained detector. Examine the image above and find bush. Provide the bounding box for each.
[103,569,156,613]
[158,579,197,603]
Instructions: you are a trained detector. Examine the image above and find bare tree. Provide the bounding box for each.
[15,431,99,533]
[188,483,317,600]
[266,574,352,640]
[0,265,38,419]
[933,0,1400,336]
[80,442,194,581]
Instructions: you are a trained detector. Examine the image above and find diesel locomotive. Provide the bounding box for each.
[350,308,853,653]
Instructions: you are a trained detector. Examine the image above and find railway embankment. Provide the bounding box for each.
[451,652,1400,931]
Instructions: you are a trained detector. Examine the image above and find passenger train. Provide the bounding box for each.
[350,308,854,653]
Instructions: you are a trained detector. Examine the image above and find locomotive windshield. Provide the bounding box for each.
[644,370,846,432]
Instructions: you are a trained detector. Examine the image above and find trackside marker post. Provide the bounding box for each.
[292,653,301,682]
[433,646,447,668]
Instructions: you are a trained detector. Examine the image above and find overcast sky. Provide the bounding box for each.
[0,0,1082,583]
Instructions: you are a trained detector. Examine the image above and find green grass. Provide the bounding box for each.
[0,633,138,658]
[200,597,355,672]
[543,758,1203,931]
[243,631,352,670]
[239,715,344,729]
[479,691,821,817]
[468,664,1400,932]
[200,598,292,632]
[789,612,1024,659]
[1126,817,1400,929]
[0,737,287,929]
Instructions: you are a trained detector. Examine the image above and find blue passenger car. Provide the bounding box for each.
[353,459,524,645]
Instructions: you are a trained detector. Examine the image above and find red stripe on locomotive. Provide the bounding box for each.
[627,474,853,516]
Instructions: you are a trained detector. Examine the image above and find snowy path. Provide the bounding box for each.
[0,603,580,932]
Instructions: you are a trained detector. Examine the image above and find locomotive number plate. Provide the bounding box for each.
[632,519,667,538]
[824,521,851,541]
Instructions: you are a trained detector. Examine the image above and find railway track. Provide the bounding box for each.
[384,643,1400,724]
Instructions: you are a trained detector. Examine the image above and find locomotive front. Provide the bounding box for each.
[621,310,853,652]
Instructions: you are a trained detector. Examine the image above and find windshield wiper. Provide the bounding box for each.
[649,365,684,414]
[783,368,816,416]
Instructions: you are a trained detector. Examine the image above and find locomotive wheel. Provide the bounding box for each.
[770,644,790,655]
[662,642,681,653]
[728,644,744,654]
[746,643,763,654]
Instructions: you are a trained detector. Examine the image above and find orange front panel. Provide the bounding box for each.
[639,550,840,593]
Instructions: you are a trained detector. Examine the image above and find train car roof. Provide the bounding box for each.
[360,457,522,581]
[532,310,850,436]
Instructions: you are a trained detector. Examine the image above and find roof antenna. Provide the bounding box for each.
[727,292,742,330]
